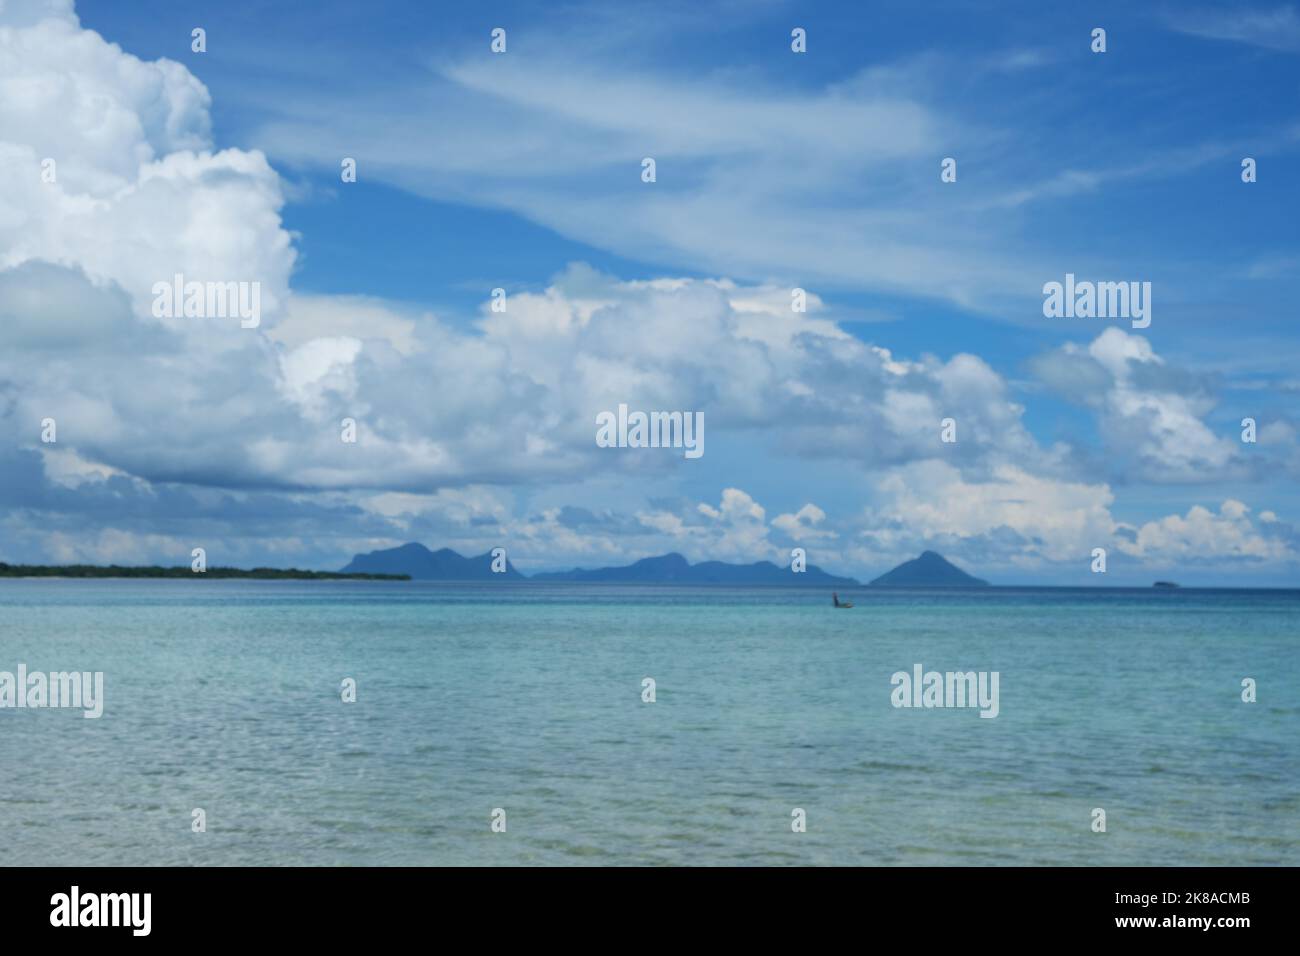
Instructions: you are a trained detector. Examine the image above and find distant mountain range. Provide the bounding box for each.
[340,543,524,580]
[338,543,989,587]
[531,552,857,586]
[869,550,988,587]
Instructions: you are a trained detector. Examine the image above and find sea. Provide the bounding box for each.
[2,579,1296,866]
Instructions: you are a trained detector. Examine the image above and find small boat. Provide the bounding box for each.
[832,592,854,609]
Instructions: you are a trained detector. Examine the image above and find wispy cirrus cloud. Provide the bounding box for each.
[1164,4,1300,52]
[246,46,1123,315]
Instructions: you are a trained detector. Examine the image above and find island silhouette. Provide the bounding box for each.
[0,543,990,585]
[341,543,988,586]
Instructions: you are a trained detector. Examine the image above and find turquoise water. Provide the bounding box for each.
[1,580,1297,866]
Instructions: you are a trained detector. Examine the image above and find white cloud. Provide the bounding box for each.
[37,445,128,487]
[1032,328,1241,482]
[772,503,836,541]
[269,294,422,356]
[1119,500,1289,563]
[871,460,1117,563]
[248,44,1062,313]
[1166,5,1300,52]
[858,460,1291,571]
[5,249,1056,493]
[277,336,363,418]
[40,527,187,565]
[0,3,294,323]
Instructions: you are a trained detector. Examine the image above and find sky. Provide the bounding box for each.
[1,0,1298,584]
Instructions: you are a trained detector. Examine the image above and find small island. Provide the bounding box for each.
[1152,581,1181,588]
[869,551,989,587]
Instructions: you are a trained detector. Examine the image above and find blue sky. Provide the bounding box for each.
[2,0,1298,583]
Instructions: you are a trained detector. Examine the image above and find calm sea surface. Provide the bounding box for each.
[2,580,1297,866]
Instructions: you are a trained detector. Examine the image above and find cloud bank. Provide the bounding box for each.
[0,0,1294,582]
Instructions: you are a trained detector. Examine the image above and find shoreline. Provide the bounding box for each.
[0,564,408,581]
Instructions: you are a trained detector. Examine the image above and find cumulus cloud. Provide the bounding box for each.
[2,251,1054,496]
[0,1,1295,583]
[867,460,1117,564]
[848,460,1291,574]
[0,1,293,320]
[1117,500,1291,564]
[1031,328,1242,482]
[772,503,835,542]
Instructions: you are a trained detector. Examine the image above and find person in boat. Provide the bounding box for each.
[832,592,853,608]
